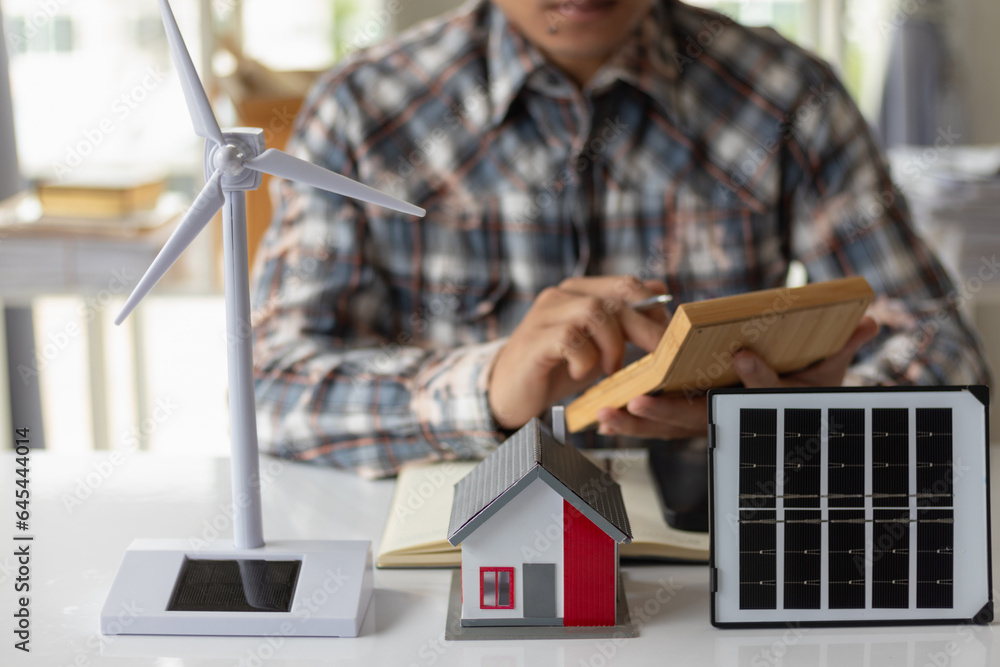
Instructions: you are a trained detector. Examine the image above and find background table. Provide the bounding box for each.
[1,449,997,666]
[0,205,186,451]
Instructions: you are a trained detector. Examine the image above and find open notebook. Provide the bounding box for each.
[377,450,710,568]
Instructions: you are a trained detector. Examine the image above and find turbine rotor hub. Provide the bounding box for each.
[214,144,246,178]
[204,129,266,192]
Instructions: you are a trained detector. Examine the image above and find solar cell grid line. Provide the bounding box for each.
[784,510,822,609]
[819,408,829,611]
[908,408,918,612]
[828,509,866,608]
[740,509,777,609]
[917,509,954,609]
[864,408,873,611]
[872,409,909,508]
[775,408,784,611]
[783,409,822,509]
[872,509,910,608]
[828,409,865,509]
[916,409,954,508]
[740,409,778,509]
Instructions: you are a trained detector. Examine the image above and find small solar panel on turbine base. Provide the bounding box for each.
[708,386,993,628]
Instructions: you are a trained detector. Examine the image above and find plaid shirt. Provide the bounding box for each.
[251,0,989,478]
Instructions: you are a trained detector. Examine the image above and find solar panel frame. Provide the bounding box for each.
[709,386,992,628]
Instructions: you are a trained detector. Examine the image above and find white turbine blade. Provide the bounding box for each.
[158,0,224,146]
[115,171,226,325]
[245,149,426,217]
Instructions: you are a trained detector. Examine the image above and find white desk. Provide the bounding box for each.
[1,450,997,666]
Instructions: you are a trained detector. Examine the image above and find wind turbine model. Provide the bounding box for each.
[100,0,424,638]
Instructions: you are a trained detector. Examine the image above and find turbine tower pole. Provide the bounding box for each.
[222,188,264,550]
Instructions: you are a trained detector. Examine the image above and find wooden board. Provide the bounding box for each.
[565,277,876,432]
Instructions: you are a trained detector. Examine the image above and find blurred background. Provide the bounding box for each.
[0,0,998,454]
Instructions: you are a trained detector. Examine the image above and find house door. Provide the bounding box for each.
[522,563,557,619]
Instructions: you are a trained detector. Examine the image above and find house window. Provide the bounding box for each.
[480,567,514,609]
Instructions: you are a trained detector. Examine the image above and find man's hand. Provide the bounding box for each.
[732,315,880,389]
[489,276,669,430]
[595,315,881,438]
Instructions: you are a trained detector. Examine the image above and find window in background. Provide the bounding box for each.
[697,0,810,42]
[683,0,812,48]
[5,0,376,455]
[684,0,895,119]
[842,1,894,119]
[32,298,93,453]
[5,0,236,455]
[5,0,198,177]
[221,0,383,73]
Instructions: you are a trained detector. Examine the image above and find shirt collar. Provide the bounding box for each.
[486,3,548,128]
[485,0,679,128]
[586,1,679,115]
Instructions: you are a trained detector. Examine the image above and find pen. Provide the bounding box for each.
[629,293,673,312]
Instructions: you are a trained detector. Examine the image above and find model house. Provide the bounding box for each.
[447,418,632,628]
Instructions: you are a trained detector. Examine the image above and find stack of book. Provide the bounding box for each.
[32,168,170,230]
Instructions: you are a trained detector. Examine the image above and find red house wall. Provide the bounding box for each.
[563,500,616,626]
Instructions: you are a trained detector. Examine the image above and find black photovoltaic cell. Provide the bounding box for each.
[784,510,821,609]
[167,559,300,612]
[784,410,821,509]
[917,509,954,608]
[828,510,866,608]
[916,409,953,508]
[872,510,909,608]
[739,410,778,610]
[740,509,777,609]
[740,409,777,509]
[829,409,865,509]
[873,409,909,508]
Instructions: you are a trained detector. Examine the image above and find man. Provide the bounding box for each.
[250,0,989,478]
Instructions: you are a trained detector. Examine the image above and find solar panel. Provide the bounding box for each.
[709,387,992,627]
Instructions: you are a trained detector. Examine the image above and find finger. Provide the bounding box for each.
[616,304,669,353]
[559,275,669,324]
[643,279,670,295]
[559,275,658,303]
[556,278,669,346]
[551,326,603,381]
[577,309,627,375]
[733,350,782,388]
[533,286,662,373]
[596,408,666,439]
[531,287,619,328]
[626,394,707,430]
[627,394,709,439]
[791,315,881,386]
[836,315,880,361]
[636,280,672,326]
[533,289,629,375]
[596,398,708,440]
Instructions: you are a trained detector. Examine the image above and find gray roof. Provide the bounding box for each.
[447,418,632,546]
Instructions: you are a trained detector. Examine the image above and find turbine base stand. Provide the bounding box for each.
[101,538,373,637]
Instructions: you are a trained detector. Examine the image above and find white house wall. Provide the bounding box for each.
[461,477,565,621]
